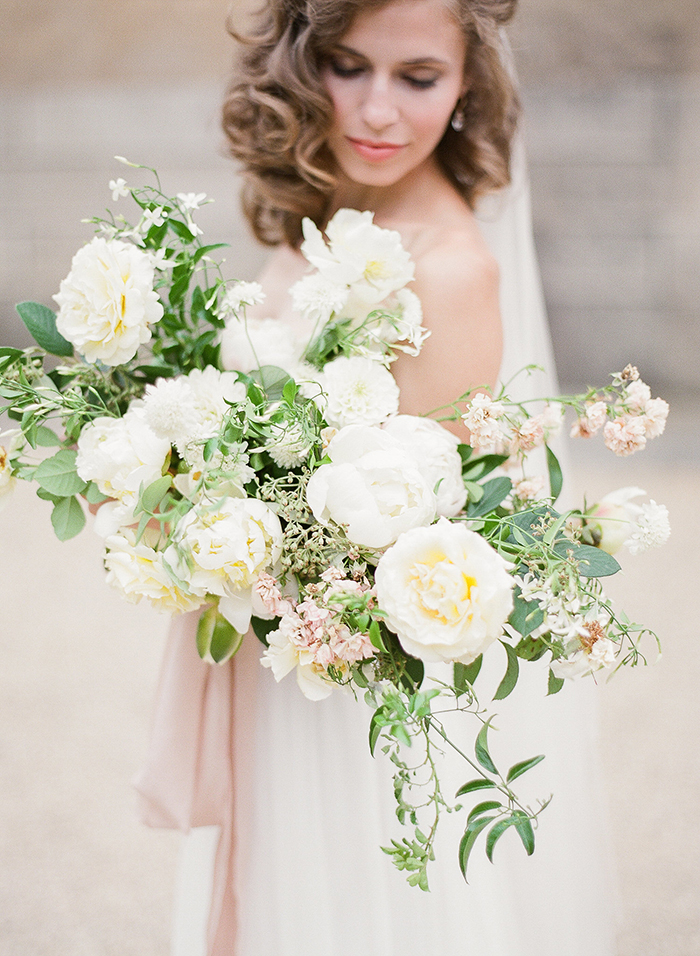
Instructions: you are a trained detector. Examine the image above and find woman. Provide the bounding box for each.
[137,1,617,953]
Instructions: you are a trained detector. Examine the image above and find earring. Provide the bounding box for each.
[450,107,465,132]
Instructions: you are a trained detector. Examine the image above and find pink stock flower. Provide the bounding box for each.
[603,416,647,456]
[570,401,607,439]
[641,397,669,439]
[512,416,545,452]
[462,394,506,449]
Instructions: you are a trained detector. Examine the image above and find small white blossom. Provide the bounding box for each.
[626,501,670,554]
[109,178,129,201]
[220,281,266,315]
[177,192,207,212]
[140,206,167,231]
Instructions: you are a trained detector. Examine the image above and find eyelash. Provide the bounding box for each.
[328,60,438,90]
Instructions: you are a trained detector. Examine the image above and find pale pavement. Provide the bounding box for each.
[1,436,698,955]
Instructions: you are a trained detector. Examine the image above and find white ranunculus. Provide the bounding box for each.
[53,236,163,366]
[306,425,436,549]
[374,518,514,664]
[382,415,467,517]
[174,497,283,632]
[104,528,205,614]
[220,316,303,376]
[319,355,400,428]
[76,404,170,531]
[300,209,414,306]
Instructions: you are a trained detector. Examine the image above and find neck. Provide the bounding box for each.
[327,155,448,225]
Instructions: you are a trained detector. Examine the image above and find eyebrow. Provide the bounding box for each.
[332,43,449,67]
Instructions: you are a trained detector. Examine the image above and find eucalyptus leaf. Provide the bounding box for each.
[250,365,292,402]
[475,718,498,775]
[35,450,87,497]
[553,540,621,577]
[508,588,545,638]
[51,495,86,540]
[467,476,512,517]
[493,641,519,701]
[16,301,73,357]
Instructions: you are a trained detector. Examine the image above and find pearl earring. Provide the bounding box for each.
[450,107,465,132]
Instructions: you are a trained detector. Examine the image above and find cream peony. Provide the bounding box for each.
[53,236,163,366]
[319,355,400,428]
[173,497,283,632]
[306,425,436,549]
[104,528,205,614]
[382,415,466,517]
[374,518,514,664]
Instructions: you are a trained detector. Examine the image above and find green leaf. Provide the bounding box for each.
[250,365,292,402]
[36,487,62,504]
[506,754,545,783]
[192,243,228,264]
[454,655,482,694]
[34,450,87,496]
[493,641,519,700]
[282,378,298,406]
[196,606,244,663]
[553,540,621,577]
[485,816,520,862]
[84,481,108,505]
[50,496,86,540]
[459,815,496,881]
[475,718,498,775]
[547,669,565,696]
[545,444,563,502]
[139,475,172,514]
[369,620,387,653]
[251,615,279,647]
[462,453,509,481]
[401,657,424,692]
[508,588,545,638]
[467,476,512,517]
[467,800,502,823]
[455,778,497,798]
[168,218,198,242]
[16,301,73,356]
[369,711,383,757]
[32,425,61,447]
[513,810,536,855]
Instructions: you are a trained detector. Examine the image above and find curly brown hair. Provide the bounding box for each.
[222,0,520,247]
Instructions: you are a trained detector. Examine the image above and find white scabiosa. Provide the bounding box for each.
[53,236,163,366]
[374,518,513,665]
[320,355,399,428]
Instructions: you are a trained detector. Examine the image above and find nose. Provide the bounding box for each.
[360,74,399,131]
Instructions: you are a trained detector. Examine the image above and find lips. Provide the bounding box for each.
[346,137,406,161]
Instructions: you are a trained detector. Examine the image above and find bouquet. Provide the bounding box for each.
[0,160,670,890]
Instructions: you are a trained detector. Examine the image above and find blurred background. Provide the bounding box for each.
[1,1,698,954]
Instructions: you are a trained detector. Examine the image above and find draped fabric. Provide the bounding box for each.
[135,134,617,956]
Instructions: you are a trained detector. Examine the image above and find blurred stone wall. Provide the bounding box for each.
[1,0,698,395]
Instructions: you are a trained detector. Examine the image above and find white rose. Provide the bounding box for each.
[306,425,436,549]
[319,355,400,429]
[382,415,466,517]
[104,528,205,614]
[374,518,514,664]
[174,497,283,632]
[0,429,22,511]
[53,236,163,365]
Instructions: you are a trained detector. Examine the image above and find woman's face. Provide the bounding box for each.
[321,0,468,190]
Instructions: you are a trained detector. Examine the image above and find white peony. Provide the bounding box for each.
[53,236,163,366]
[300,209,414,307]
[104,528,205,614]
[173,497,283,632]
[220,316,304,376]
[375,518,513,664]
[319,355,400,428]
[306,425,436,549]
[382,415,467,517]
[76,404,170,533]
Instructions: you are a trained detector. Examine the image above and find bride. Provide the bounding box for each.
[137,0,617,953]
